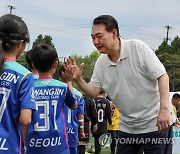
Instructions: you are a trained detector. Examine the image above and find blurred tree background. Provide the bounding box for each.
[156,36,180,91]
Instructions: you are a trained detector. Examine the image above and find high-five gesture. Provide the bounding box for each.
[64,58,84,81]
[61,62,74,83]
[63,58,100,98]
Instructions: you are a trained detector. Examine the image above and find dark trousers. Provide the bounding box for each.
[78,145,85,154]
[108,130,119,154]
[116,128,172,154]
[94,135,101,154]
[110,137,117,154]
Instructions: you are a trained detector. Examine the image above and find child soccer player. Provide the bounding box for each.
[26,44,77,154]
[59,64,85,154]
[0,14,35,154]
[92,91,112,154]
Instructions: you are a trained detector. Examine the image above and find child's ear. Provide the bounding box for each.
[32,63,36,69]
[16,40,25,47]
[53,60,58,69]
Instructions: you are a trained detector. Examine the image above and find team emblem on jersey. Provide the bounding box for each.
[102,103,106,108]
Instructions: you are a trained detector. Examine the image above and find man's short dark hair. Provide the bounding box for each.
[93,15,120,38]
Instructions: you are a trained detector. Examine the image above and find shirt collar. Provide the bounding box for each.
[5,58,16,61]
[106,38,128,67]
[120,38,128,60]
[38,76,52,80]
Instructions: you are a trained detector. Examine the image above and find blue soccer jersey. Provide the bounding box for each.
[0,60,35,154]
[64,88,84,149]
[27,77,76,154]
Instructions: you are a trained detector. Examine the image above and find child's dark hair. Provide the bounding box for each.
[172,93,180,99]
[26,50,33,70]
[93,15,119,38]
[0,14,29,73]
[30,44,58,72]
[0,14,29,51]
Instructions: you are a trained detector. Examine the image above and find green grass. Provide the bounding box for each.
[87,135,111,154]
[101,147,111,154]
[86,147,111,154]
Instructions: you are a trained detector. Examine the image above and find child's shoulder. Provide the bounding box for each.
[51,79,67,87]
[34,79,67,88]
[5,61,30,75]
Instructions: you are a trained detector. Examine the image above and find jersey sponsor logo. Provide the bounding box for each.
[0,72,19,86]
[34,88,64,100]
[0,138,8,150]
[29,137,61,148]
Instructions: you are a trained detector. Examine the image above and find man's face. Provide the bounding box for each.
[91,24,114,54]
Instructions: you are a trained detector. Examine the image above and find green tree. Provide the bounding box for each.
[33,34,56,49]
[71,50,100,79]
[32,34,43,46]
[156,36,180,91]
[17,52,26,68]
[156,40,172,54]
[171,36,180,54]
[157,52,180,92]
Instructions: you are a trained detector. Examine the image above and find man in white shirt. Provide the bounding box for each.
[66,15,173,154]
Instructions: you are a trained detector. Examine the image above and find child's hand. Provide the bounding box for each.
[61,64,74,82]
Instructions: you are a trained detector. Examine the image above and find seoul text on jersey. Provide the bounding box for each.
[29,137,61,148]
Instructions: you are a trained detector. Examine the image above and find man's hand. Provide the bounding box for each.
[156,108,170,132]
[64,58,84,81]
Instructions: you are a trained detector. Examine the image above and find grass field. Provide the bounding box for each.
[86,135,111,154]
[86,145,111,154]
[101,147,111,154]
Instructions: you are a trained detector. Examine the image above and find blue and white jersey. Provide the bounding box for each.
[27,77,76,154]
[64,89,84,148]
[0,60,35,154]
